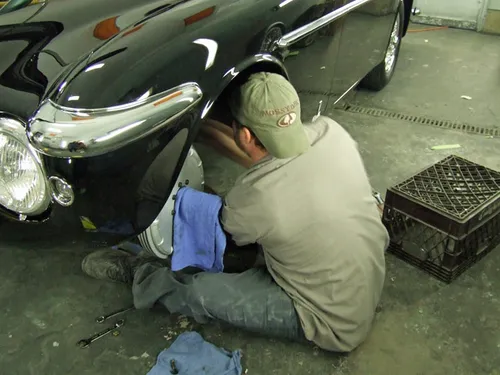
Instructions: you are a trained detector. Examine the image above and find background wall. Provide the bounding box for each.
[489,0,500,10]
[414,0,483,22]
[484,0,500,33]
[410,0,500,34]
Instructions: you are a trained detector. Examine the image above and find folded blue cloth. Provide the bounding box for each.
[147,331,242,375]
[172,186,226,272]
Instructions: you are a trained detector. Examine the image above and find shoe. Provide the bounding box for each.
[81,249,160,284]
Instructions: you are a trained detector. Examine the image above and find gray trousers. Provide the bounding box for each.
[132,263,306,342]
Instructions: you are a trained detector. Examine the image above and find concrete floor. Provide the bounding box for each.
[350,24,500,131]
[1,26,500,375]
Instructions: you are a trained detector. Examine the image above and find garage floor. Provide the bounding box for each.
[1,26,500,375]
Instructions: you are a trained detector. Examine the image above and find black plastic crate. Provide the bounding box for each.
[382,155,500,283]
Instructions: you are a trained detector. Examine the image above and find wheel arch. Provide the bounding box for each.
[214,53,289,98]
[136,55,291,255]
[202,54,289,124]
[132,55,290,233]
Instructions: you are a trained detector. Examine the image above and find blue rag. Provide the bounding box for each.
[172,186,227,272]
[147,331,242,375]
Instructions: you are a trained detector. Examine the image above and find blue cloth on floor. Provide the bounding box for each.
[147,331,242,375]
[172,186,226,272]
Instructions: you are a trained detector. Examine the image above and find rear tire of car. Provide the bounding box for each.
[359,5,403,91]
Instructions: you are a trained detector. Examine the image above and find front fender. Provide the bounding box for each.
[22,54,289,247]
[48,2,214,110]
[0,102,206,249]
[43,105,204,244]
[4,0,295,247]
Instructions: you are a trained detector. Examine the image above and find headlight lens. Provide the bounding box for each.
[0,119,49,216]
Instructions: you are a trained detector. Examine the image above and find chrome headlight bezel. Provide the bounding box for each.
[0,116,51,219]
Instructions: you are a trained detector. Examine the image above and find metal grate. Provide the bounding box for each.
[343,105,500,137]
[297,89,339,98]
[392,155,500,220]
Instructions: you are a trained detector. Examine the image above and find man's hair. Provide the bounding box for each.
[233,120,265,149]
[228,73,266,149]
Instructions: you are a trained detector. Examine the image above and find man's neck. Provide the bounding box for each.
[249,150,271,166]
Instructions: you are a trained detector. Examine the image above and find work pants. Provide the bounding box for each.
[132,260,307,343]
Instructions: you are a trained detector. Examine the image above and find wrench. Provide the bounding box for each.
[77,319,124,348]
[373,191,385,205]
[96,305,134,324]
[312,100,323,122]
[170,359,179,374]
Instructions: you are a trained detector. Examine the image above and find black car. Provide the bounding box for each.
[0,0,413,257]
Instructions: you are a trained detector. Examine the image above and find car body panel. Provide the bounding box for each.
[0,0,188,118]
[0,1,45,24]
[283,0,401,116]
[0,0,410,247]
[331,0,401,99]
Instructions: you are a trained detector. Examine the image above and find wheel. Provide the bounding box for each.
[259,25,283,52]
[360,6,403,91]
[402,0,413,36]
[138,146,205,259]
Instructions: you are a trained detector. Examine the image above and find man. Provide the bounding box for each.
[82,72,389,352]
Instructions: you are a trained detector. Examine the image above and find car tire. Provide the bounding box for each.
[360,5,403,91]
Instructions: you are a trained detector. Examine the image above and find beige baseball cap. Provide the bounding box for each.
[229,72,310,159]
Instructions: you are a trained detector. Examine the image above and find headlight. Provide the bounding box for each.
[0,117,50,216]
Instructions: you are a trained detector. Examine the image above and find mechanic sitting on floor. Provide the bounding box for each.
[81,72,389,353]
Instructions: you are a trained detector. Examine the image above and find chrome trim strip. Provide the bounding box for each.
[27,82,203,158]
[276,0,373,48]
[333,79,361,105]
[48,176,75,207]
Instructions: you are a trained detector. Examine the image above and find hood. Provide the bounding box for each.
[0,0,185,119]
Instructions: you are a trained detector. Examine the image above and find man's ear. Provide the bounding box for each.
[241,126,253,145]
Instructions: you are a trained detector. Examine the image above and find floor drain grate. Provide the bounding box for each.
[343,105,499,137]
[297,89,338,98]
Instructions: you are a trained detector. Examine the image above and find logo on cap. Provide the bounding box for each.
[277,112,297,127]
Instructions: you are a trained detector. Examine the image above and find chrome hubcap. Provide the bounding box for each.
[384,13,400,74]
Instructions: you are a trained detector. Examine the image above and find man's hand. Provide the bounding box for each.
[198,119,253,169]
[201,118,234,137]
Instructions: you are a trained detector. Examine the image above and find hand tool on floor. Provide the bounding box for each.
[312,100,323,122]
[77,319,125,348]
[373,191,384,205]
[170,359,179,374]
[96,305,134,323]
[372,191,385,218]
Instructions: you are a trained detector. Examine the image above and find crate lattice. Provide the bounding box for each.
[383,155,500,283]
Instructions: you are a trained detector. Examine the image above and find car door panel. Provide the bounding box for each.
[330,0,399,102]
[275,0,396,121]
[269,0,340,122]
